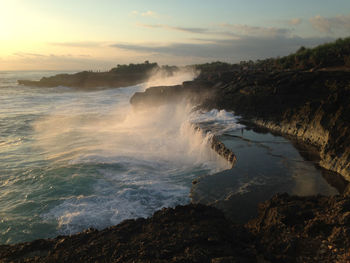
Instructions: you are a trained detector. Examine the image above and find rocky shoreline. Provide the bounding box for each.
[2,68,350,262]
[4,53,350,261]
[130,69,350,181]
[2,194,350,262]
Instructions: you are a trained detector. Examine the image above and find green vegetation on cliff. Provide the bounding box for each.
[271,37,350,70]
[193,61,240,73]
[109,61,158,74]
[193,37,350,72]
[18,62,178,89]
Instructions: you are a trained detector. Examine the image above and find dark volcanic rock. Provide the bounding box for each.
[130,80,215,107]
[18,63,178,90]
[9,67,350,262]
[18,71,153,90]
[3,196,350,262]
[206,70,350,180]
[131,69,350,180]
[247,193,350,262]
[210,135,237,166]
[0,204,256,263]
[192,125,237,167]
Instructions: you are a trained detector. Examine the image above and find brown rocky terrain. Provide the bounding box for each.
[130,69,350,181]
[2,69,350,261]
[6,38,350,261]
[248,193,350,262]
[2,195,350,262]
[0,204,256,263]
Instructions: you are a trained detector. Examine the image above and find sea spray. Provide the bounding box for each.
[29,71,233,236]
[0,70,243,243]
[37,101,234,234]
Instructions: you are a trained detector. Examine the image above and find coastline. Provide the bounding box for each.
[2,99,349,262]
[2,68,350,262]
[191,121,344,223]
[130,69,350,181]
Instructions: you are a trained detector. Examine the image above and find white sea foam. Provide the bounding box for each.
[189,109,245,135]
[37,71,243,234]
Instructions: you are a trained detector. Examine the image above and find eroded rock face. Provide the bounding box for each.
[207,70,350,180]
[130,80,215,107]
[131,70,350,180]
[192,124,237,167]
[210,135,237,166]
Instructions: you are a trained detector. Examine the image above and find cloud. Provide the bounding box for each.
[137,23,210,34]
[111,36,334,62]
[138,23,291,39]
[288,18,302,26]
[2,52,117,71]
[131,10,158,18]
[219,23,291,37]
[141,11,157,17]
[13,52,46,58]
[310,15,332,33]
[310,14,350,34]
[114,22,335,63]
[49,41,104,48]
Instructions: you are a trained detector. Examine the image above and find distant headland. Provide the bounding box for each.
[18,61,179,90]
[18,37,350,91]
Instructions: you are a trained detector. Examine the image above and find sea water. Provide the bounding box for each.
[0,70,237,244]
[1,70,340,244]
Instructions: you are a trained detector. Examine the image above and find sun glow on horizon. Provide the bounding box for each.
[1,0,350,70]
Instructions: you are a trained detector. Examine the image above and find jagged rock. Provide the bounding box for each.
[246,193,350,262]
[3,195,350,262]
[0,204,256,263]
[130,69,350,180]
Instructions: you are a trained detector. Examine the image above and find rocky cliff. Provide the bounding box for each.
[130,70,350,181]
[4,69,350,262]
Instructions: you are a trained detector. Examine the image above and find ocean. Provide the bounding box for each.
[0,70,340,244]
[0,70,238,244]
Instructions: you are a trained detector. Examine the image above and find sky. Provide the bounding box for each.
[1,0,350,70]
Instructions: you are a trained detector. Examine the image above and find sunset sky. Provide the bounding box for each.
[1,0,350,70]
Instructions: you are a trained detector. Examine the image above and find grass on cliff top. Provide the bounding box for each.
[194,37,350,72]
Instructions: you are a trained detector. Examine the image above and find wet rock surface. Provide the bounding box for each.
[204,70,350,180]
[190,126,344,224]
[131,70,350,180]
[6,68,349,262]
[193,124,237,167]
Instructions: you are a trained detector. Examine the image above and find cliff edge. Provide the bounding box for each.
[130,69,350,181]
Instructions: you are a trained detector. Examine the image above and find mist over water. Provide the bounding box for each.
[0,70,236,243]
[0,69,339,245]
